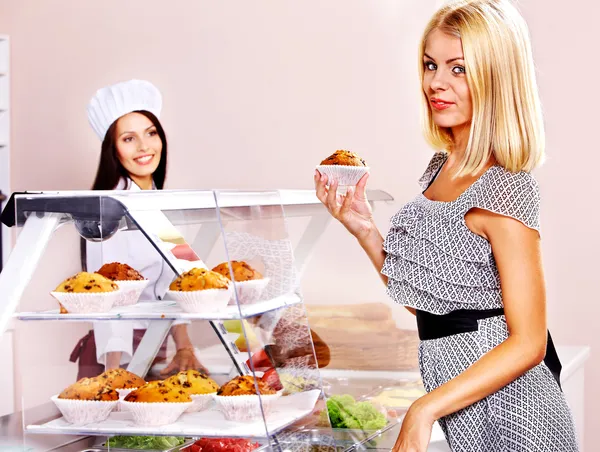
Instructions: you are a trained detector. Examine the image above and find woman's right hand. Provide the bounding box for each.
[314,170,374,240]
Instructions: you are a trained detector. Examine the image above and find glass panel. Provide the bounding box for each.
[215,190,335,451]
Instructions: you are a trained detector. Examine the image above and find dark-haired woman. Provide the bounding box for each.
[70,80,206,379]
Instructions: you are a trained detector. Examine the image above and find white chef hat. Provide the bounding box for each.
[87,79,163,140]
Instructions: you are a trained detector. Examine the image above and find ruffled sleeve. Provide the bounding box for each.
[467,168,541,232]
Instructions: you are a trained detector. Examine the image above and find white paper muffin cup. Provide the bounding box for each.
[166,286,232,314]
[228,278,270,306]
[316,165,370,186]
[113,280,149,307]
[51,290,121,314]
[115,387,139,411]
[119,400,192,426]
[186,393,216,413]
[51,395,118,425]
[213,393,281,421]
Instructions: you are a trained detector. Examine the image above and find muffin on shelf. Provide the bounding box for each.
[165,370,219,413]
[316,149,370,187]
[217,375,277,396]
[98,368,146,392]
[214,375,281,422]
[55,272,118,293]
[212,261,263,282]
[124,380,192,403]
[96,262,148,306]
[53,376,119,425]
[121,380,193,426]
[166,370,219,395]
[97,262,145,281]
[167,268,232,314]
[51,272,121,314]
[58,377,119,401]
[169,268,229,291]
[212,261,270,306]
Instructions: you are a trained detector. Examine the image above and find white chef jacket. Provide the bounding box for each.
[87,178,205,365]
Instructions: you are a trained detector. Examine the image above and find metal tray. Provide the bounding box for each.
[89,438,195,452]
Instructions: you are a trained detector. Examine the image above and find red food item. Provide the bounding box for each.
[185,438,260,452]
[261,368,283,391]
[245,349,272,372]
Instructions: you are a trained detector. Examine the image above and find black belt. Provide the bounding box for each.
[416,308,562,389]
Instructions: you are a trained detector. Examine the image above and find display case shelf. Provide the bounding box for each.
[15,293,302,322]
[27,390,320,439]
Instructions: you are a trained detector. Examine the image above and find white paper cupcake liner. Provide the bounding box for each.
[119,400,192,426]
[228,278,270,306]
[115,387,138,411]
[113,280,149,307]
[50,290,122,314]
[316,165,370,186]
[213,393,281,422]
[186,392,216,413]
[166,286,232,314]
[51,395,118,425]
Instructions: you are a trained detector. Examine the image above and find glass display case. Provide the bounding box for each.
[0,187,418,452]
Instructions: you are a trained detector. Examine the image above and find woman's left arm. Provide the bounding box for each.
[395,209,547,450]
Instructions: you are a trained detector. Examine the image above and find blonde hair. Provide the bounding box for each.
[419,0,545,175]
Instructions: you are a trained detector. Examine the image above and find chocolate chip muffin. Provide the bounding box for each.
[169,268,230,292]
[124,380,192,403]
[58,377,119,401]
[55,272,118,293]
[96,262,145,281]
[217,375,277,396]
[320,150,367,167]
[165,370,219,395]
[98,368,146,390]
[212,261,263,282]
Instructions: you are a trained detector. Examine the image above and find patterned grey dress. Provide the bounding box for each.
[381,152,579,451]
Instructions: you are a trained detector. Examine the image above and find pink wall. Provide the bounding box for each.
[0,0,596,447]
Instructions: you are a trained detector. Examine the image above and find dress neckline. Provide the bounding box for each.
[421,155,498,205]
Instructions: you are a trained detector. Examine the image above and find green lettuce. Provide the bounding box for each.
[106,436,186,450]
[320,395,387,431]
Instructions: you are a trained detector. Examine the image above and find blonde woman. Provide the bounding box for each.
[315,0,578,451]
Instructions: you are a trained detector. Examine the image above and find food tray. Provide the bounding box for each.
[90,438,195,452]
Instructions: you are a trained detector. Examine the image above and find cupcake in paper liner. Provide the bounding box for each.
[317,149,369,186]
[122,380,193,426]
[163,370,220,413]
[167,268,232,313]
[96,263,150,307]
[212,261,270,306]
[52,272,120,314]
[214,375,281,421]
[52,395,118,425]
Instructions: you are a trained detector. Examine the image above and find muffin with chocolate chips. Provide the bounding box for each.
[52,376,119,425]
[96,263,149,307]
[167,268,232,314]
[51,272,121,314]
[55,272,118,293]
[121,380,193,426]
[320,150,367,167]
[214,375,280,422]
[166,370,219,412]
[316,149,370,186]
